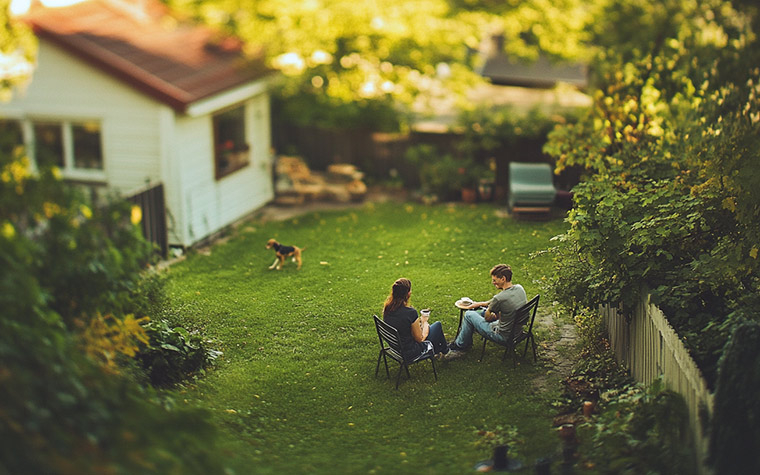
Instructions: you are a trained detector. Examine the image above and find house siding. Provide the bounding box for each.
[3,39,275,249]
[1,40,164,191]
[173,93,273,247]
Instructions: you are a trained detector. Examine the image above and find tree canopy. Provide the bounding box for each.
[543,0,760,386]
[166,0,597,129]
[0,0,36,100]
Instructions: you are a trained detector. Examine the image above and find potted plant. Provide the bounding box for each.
[458,165,479,203]
[459,159,495,203]
[406,145,495,202]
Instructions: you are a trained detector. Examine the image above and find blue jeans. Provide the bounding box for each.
[454,310,508,349]
[426,321,449,354]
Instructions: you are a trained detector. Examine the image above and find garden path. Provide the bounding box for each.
[532,311,578,391]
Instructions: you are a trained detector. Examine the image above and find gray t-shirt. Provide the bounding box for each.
[487,284,528,336]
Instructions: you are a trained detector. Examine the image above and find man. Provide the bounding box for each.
[445,264,527,359]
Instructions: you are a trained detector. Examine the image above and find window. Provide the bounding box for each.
[72,122,103,170]
[31,120,104,179]
[0,119,24,158]
[33,122,65,168]
[213,104,250,179]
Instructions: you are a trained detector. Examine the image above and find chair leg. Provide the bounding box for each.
[430,357,438,381]
[377,351,390,378]
[395,363,405,389]
[479,337,488,362]
[522,335,537,362]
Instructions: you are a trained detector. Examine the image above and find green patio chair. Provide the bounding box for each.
[508,162,557,213]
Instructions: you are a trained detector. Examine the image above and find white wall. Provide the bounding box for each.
[172,93,273,247]
[2,39,275,248]
[0,40,164,191]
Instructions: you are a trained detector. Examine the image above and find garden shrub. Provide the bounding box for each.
[578,380,696,474]
[473,425,524,462]
[127,267,171,321]
[404,143,475,200]
[709,320,760,474]
[137,319,222,387]
[272,84,405,132]
[542,0,760,388]
[0,146,224,472]
[553,313,695,474]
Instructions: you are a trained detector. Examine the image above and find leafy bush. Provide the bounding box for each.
[709,320,760,474]
[138,319,221,387]
[473,425,524,461]
[542,0,760,387]
[127,266,170,320]
[404,143,473,200]
[0,144,224,472]
[578,380,697,474]
[457,106,574,159]
[272,82,405,132]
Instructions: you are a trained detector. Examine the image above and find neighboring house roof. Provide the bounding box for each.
[22,0,273,113]
[478,34,587,89]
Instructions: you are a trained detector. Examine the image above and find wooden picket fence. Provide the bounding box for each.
[601,295,714,474]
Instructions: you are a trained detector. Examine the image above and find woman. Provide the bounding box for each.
[382,278,449,360]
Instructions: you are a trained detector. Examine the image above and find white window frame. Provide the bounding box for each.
[23,117,107,182]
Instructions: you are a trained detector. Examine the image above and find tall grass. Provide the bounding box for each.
[164,201,569,474]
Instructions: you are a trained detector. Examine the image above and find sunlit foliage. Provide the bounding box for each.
[0,0,36,100]
[543,0,760,387]
[167,0,596,128]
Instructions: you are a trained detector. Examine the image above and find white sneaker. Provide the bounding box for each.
[443,350,466,360]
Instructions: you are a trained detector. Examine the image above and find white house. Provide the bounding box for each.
[1,0,277,249]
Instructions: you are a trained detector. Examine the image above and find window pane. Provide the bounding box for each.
[72,122,103,170]
[0,119,24,158]
[34,122,65,168]
[213,105,249,178]
[215,105,246,149]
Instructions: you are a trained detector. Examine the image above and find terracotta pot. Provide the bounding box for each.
[461,187,477,203]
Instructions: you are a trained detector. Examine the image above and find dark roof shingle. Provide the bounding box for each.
[24,0,273,112]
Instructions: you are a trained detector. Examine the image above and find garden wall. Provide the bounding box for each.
[601,295,714,474]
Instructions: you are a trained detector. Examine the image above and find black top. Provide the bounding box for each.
[383,306,425,360]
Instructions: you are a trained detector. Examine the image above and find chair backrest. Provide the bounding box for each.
[373,315,404,359]
[507,295,540,340]
[509,162,554,186]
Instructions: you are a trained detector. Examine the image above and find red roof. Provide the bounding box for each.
[23,0,273,112]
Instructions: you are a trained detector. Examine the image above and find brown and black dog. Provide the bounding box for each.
[266,239,304,270]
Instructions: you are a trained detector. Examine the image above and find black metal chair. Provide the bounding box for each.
[478,295,540,367]
[373,315,437,389]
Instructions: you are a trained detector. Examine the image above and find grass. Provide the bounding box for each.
[163,201,571,474]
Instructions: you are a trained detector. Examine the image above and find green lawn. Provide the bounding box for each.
[164,201,571,474]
